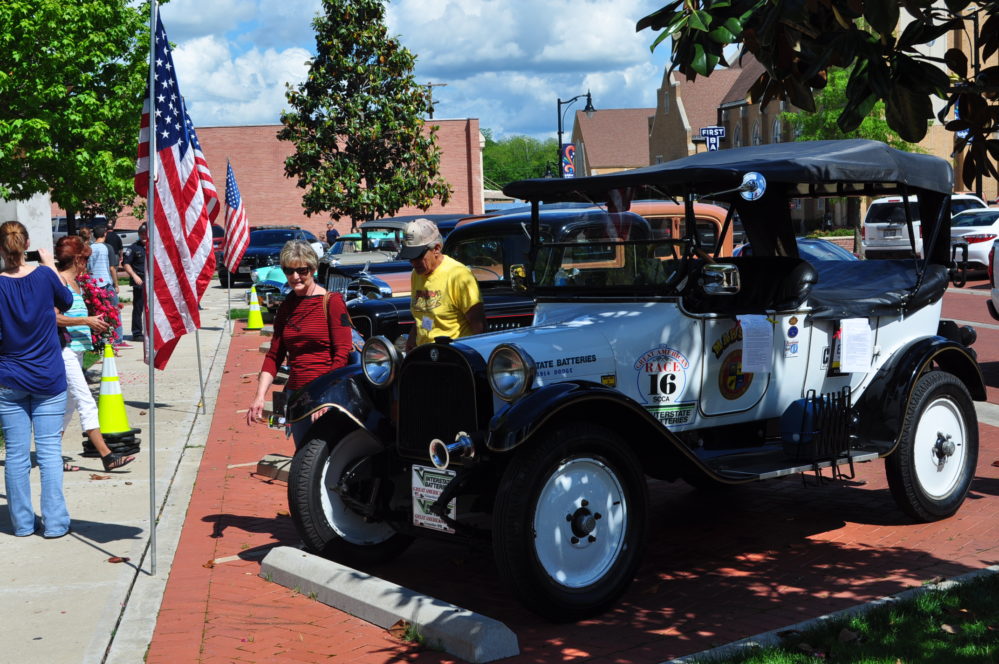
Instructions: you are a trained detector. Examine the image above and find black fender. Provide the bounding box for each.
[854,336,985,452]
[487,380,725,482]
[284,363,392,444]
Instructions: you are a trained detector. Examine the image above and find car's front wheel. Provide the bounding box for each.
[288,430,412,566]
[885,371,978,522]
[492,423,647,621]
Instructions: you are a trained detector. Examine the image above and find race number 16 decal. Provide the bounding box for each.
[635,346,689,405]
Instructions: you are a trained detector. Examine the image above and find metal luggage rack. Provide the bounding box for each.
[786,386,859,483]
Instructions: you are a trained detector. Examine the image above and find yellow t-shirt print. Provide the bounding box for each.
[410,255,482,346]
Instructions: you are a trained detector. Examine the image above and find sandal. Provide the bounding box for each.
[63,462,81,472]
[102,453,136,472]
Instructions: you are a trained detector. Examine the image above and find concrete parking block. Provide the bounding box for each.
[260,546,520,663]
[255,453,292,482]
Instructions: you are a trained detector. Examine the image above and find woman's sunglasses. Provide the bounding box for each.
[281,266,312,276]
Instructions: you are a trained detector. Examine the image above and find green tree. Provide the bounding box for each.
[638,0,999,191]
[0,0,148,229]
[279,0,451,226]
[482,131,558,188]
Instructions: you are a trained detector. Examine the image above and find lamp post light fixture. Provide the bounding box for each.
[556,90,595,178]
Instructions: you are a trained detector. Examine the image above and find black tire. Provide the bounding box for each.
[288,430,412,566]
[885,371,978,522]
[492,423,647,621]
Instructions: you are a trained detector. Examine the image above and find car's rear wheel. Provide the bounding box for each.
[288,430,412,566]
[492,423,647,621]
[885,371,978,522]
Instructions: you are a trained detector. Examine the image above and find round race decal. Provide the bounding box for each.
[635,346,689,405]
[718,350,753,400]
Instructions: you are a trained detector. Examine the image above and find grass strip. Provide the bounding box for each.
[691,571,999,664]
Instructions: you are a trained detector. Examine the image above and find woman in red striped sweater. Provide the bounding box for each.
[247,240,352,446]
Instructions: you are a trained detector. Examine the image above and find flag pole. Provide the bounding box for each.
[195,327,206,414]
[145,0,159,576]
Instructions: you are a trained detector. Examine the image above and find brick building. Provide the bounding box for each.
[62,119,484,237]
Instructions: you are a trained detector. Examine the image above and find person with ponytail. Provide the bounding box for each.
[53,235,135,473]
[0,221,74,538]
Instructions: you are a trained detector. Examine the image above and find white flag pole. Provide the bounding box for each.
[145,0,159,576]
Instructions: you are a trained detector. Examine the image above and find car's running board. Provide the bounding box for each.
[714,451,881,481]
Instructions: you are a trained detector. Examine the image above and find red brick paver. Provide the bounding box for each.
[148,283,999,664]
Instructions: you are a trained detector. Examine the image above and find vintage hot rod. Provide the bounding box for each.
[284,140,984,620]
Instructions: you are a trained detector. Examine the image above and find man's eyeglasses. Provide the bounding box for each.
[281,266,312,276]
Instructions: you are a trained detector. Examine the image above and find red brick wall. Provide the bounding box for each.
[56,119,483,236]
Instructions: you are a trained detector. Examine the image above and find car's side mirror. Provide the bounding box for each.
[510,264,528,294]
[700,263,740,295]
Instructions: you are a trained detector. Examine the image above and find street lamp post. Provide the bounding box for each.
[556,90,595,178]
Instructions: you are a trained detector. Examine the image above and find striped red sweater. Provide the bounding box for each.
[260,292,352,391]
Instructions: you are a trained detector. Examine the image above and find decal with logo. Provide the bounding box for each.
[535,354,598,378]
[784,340,800,358]
[648,402,697,427]
[635,346,690,405]
[718,350,753,400]
[711,324,742,359]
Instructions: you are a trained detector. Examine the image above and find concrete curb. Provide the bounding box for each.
[662,565,999,663]
[260,546,520,663]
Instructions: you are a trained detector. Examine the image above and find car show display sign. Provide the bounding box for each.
[700,125,726,151]
[411,464,456,533]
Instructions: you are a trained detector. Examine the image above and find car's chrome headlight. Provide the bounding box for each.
[488,344,535,402]
[362,336,400,388]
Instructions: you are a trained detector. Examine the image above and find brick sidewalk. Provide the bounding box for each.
[147,307,999,663]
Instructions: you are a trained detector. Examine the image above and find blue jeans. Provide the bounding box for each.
[0,385,70,537]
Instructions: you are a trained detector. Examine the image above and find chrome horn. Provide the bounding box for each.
[429,431,475,470]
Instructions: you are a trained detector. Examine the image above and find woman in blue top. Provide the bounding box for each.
[0,221,74,538]
[54,235,135,472]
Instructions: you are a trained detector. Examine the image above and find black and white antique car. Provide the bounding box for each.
[285,140,984,620]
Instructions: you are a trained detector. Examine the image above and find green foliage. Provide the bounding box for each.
[638,1,999,190]
[279,0,451,227]
[783,67,919,151]
[482,131,558,188]
[0,1,148,222]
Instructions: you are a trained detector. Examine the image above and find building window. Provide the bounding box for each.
[662,89,669,112]
[752,121,762,145]
[655,154,664,164]
[772,117,782,143]
[734,125,743,148]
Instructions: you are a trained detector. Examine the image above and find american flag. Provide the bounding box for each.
[134,12,219,370]
[223,161,250,273]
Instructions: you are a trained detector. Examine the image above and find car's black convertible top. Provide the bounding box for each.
[504,139,954,200]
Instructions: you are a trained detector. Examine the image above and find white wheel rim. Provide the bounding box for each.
[319,431,397,545]
[912,396,968,499]
[532,456,628,589]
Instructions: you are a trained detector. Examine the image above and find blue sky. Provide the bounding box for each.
[158,0,672,140]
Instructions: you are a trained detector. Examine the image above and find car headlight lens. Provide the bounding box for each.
[362,336,399,388]
[488,344,535,401]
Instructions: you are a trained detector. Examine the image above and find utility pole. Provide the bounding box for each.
[425,82,448,119]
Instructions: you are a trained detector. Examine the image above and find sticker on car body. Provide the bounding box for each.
[635,346,689,406]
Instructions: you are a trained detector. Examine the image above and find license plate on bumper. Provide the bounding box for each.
[411,464,456,533]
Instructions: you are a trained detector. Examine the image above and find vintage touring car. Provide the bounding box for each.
[284,140,984,620]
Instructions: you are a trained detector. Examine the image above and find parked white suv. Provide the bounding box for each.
[862,193,987,259]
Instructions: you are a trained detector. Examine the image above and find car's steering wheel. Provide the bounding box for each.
[470,265,502,280]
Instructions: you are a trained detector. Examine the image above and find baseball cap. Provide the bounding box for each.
[396,218,441,260]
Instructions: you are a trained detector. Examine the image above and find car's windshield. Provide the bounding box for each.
[329,235,363,255]
[251,230,298,246]
[447,233,528,283]
[952,210,999,228]
[532,210,685,292]
[360,228,404,252]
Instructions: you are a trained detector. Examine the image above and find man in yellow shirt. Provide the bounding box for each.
[397,218,484,351]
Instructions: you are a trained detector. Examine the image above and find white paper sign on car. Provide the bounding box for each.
[411,464,456,534]
[839,318,873,373]
[736,314,773,373]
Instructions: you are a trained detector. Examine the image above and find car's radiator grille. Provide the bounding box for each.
[326,274,352,296]
[397,352,479,460]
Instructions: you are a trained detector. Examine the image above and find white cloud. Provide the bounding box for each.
[170,35,310,126]
[155,0,672,137]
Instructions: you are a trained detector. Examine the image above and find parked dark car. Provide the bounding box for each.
[218,227,320,286]
[734,237,858,261]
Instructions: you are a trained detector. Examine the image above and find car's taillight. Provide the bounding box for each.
[960,233,997,244]
[861,226,866,240]
[990,245,996,287]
